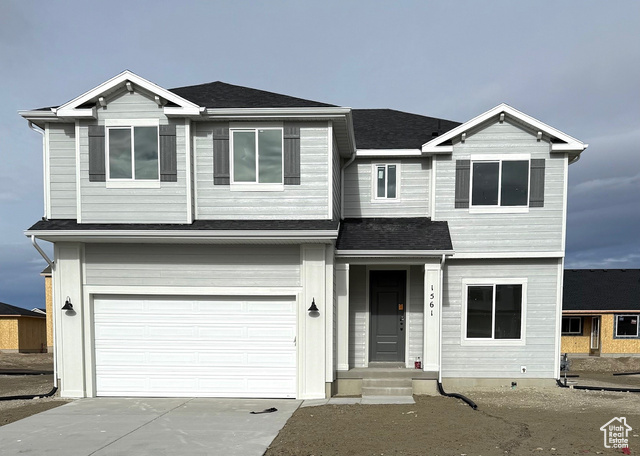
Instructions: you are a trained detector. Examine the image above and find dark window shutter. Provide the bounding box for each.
[88,125,106,182]
[283,122,301,185]
[529,158,545,207]
[454,159,470,208]
[213,123,230,185]
[159,124,177,182]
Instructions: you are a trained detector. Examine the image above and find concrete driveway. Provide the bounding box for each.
[0,397,300,455]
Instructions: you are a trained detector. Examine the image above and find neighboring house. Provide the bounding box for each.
[0,302,47,353]
[19,70,587,399]
[40,266,54,351]
[562,269,640,356]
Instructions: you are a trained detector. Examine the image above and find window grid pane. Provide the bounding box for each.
[501,161,529,206]
[377,166,386,198]
[233,131,257,182]
[109,128,132,179]
[494,284,522,339]
[466,286,493,338]
[472,162,499,206]
[134,127,158,180]
[387,165,397,198]
[257,129,282,183]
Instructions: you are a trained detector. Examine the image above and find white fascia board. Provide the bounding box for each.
[356,149,422,157]
[56,108,97,119]
[26,229,338,243]
[452,251,564,259]
[19,110,57,120]
[335,250,454,258]
[420,145,453,154]
[55,70,200,115]
[421,103,587,154]
[163,106,206,117]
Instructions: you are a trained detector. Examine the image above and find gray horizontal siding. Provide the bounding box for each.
[79,90,188,223]
[48,123,77,219]
[441,259,559,378]
[435,120,565,253]
[343,158,430,218]
[195,122,329,219]
[84,244,301,288]
[332,134,341,221]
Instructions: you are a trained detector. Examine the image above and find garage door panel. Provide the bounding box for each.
[94,295,297,398]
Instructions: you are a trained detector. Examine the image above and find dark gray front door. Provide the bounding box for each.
[369,270,406,362]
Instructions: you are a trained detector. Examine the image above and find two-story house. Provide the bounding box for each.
[20,71,587,399]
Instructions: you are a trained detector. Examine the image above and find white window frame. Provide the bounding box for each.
[371,163,401,202]
[229,123,284,192]
[461,278,527,346]
[561,316,582,335]
[615,314,640,338]
[105,119,160,189]
[469,153,530,214]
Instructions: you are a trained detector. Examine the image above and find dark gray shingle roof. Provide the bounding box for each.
[0,302,45,318]
[169,81,337,109]
[352,109,461,149]
[336,218,452,251]
[28,219,339,232]
[563,269,640,312]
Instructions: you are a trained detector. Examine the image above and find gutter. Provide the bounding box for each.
[29,236,58,391]
[340,151,357,220]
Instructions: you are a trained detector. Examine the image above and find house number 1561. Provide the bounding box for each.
[430,284,435,316]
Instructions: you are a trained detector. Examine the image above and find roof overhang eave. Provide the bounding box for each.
[335,249,454,258]
[26,229,339,243]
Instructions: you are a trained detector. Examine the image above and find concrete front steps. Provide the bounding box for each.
[334,362,439,397]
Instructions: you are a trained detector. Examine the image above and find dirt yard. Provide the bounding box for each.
[2,354,640,454]
[266,357,640,456]
[0,353,69,426]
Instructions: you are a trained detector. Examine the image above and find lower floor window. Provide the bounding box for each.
[562,316,582,335]
[616,315,639,337]
[466,283,523,340]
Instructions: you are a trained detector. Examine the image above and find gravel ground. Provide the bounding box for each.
[0,353,69,426]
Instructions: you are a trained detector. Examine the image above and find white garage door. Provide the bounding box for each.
[93,295,296,398]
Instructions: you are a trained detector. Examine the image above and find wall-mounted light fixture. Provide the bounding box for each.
[308,298,319,313]
[62,297,73,311]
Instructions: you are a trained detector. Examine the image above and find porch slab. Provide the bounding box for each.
[361,396,415,405]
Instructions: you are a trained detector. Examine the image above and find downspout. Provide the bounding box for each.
[436,253,477,409]
[340,152,357,220]
[30,236,58,391]
[28,121,46,219]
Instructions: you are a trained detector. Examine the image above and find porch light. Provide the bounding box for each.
[308,298,319,313]
[62,297,73,311]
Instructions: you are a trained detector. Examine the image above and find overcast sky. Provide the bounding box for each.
[1,1,639,309]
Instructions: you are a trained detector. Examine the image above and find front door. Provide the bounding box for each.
[590,316,601,356]
[369,270,406,362]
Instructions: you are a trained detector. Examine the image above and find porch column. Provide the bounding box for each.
[423,265,441,372]
[336,263,350,371]
[299,245,327,399]
[55,243,86,398]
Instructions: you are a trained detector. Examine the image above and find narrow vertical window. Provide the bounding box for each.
[374,164,399,200]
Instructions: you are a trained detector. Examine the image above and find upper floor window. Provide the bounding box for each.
[373,164,398,200]
[107,126,159,180]
[463,280,526,344]
[471,159,529,207]
[454,156,544,211]
[616,315,639,338]
[231,128,283,186]
[561,316,582,335]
